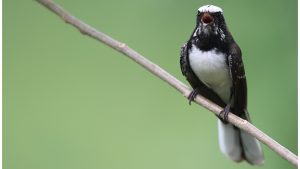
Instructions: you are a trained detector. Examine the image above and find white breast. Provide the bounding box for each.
[189,45,232,103]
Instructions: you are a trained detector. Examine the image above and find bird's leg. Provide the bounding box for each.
[218,104,231,123]
[187,88,200,105]
[218,88,234,123]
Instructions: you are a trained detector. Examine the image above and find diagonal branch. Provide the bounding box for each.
[36,0,298,167]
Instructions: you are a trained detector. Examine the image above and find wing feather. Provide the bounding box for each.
[228,43,248,118]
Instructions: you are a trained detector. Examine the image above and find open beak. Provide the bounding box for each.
[201,13,214,24]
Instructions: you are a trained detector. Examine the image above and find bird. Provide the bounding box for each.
[180,5,264,165]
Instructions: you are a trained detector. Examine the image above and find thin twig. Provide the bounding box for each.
[36,0,298,167]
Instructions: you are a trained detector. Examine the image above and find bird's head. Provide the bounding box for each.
[193,5,227,41]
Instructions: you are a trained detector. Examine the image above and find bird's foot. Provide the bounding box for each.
[218,104,231,123]
[187,88,200,105]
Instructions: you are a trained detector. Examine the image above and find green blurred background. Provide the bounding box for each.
[4,0,297,169]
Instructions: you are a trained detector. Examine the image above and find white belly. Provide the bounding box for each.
[189,45,232,103]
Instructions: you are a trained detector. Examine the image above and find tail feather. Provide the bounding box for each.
[218,120,243,162]
[240,130,264,165]
[218,119,264,165]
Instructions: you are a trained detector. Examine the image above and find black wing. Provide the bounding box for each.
[228,43,248,118]
[180,42,226,108]
[180,43,199,89]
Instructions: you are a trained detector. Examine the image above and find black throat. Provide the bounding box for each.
[189,25,232,54]
[192,34,221,51]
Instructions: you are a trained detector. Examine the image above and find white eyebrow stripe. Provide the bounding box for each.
[198,5,223,13]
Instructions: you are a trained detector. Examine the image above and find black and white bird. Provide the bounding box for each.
[180,5,264,165]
